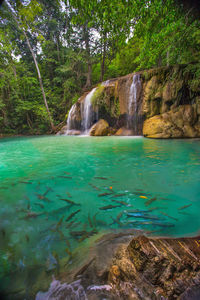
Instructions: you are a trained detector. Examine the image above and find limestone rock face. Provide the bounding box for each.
[62,63,200,138]
[143,105,199,138]
[89,119,109,136]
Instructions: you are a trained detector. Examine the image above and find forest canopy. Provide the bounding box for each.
[0,0,199,134]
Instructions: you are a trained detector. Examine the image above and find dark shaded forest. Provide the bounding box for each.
[0,0,199,134]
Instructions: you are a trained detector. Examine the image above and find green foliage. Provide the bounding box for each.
[0,0,199,134]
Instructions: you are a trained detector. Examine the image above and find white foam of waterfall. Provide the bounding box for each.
[65,103,76,135]
[81,87,97,133]
[127,74,141,133]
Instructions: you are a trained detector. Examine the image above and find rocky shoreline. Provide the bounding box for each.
[36,231,200,300]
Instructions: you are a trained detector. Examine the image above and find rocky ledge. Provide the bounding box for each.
[59,63,200,138]
[37,232,200,300]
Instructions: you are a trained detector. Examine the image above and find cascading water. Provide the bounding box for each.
[81,87,97,133]
[127,74,141,134]
[65,103,77,135]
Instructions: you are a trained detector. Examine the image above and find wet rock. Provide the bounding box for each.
[89,119,109,136]
[115,127,134,136]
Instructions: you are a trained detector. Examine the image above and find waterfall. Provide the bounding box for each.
[81,87,97,133]
[127,74,141,134]
[65,103,77,135]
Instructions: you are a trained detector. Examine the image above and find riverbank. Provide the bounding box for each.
[36,231,200,300]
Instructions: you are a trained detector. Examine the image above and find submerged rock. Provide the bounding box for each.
[35,232,200,300]
[89,119,109,136]
[115,127,134,136]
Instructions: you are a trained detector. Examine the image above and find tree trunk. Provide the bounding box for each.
[5,0,55,131]
[100,32,107,82]
[83,23,92,88]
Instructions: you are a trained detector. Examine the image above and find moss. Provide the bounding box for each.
[91,84,105,107]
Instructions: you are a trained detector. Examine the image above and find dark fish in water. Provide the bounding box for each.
[132,191,150,196]
[43,187,53,197]
[70,221,82,229]
[66,192,72,198]
[178,211,191,215]
[35,193,51,203]
[126,213,161,221]
[66,220,77,229]
[178,204,192,210]
[116,211,123,221]
[88,213,93,228]
[112,199,130,206]
[145,197,157,206]
[78,229,98,242]
[65,209,81,222]
[35,203,45,209]
[65,247,72,257]
[19,181,32,184]
[25,234,30,242]
[0,186,8,190]
[70,230,87,237]
[27,201,31,211]
[60,198,80,206]
[110,216,122,227]
[1,229,6,237]
[151,222,175,228]
[98,192,113,197]
[93,212,98,227]
[112,193,127,198]
[56,216,64,228]
[96,219,107,226]
[21,211,43,220]
[99,204,120,210]
[124,209,153,214]
[135,189,143,191]
[64,172,71,175]
[89,183,100,191]
[94,177,108,180]
[58,176,72,179]
[160,211,178,221]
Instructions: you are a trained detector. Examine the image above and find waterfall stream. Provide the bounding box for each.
[127,74,141,134]
[65,103,77,135]
[81,87,97,133]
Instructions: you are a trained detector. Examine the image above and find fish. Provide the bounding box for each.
[66,220,77,229]
[64,172,71,175]
[111,193,127,198]
[58,176,72,179]
[145,197,157,206]
[139,195,148,199]
[93,212,98,227]
[132,192,150,196]
[88,213,93,228]
[19,181,32,184]
[43,187,53,197]
[98,192,113,197]
[99,205,120,210]
[21,211,43,220]
[89,183,100,191]
[135,189,143,191]
[35,203,45,209]
[160,211,178,221]
[94,177,108,180]
[60,198,80,206]
[65,247,72,256]
[65,209,81,222]
[110,216,122,227]
[56,216,64,229]
[66,192,72,198]
[25,234,30,242]
[70,230,87,238]
[112,199,130,206]
[178,204,192,210]
[35,193,51,203]
[126,213,161,221]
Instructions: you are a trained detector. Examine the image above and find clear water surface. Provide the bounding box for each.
[0,135,200,297]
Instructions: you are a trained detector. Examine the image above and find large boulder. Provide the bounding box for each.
[89,119,109,136]
[143,105,199,138]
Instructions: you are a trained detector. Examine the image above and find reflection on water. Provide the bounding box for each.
[0,136,200,298]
